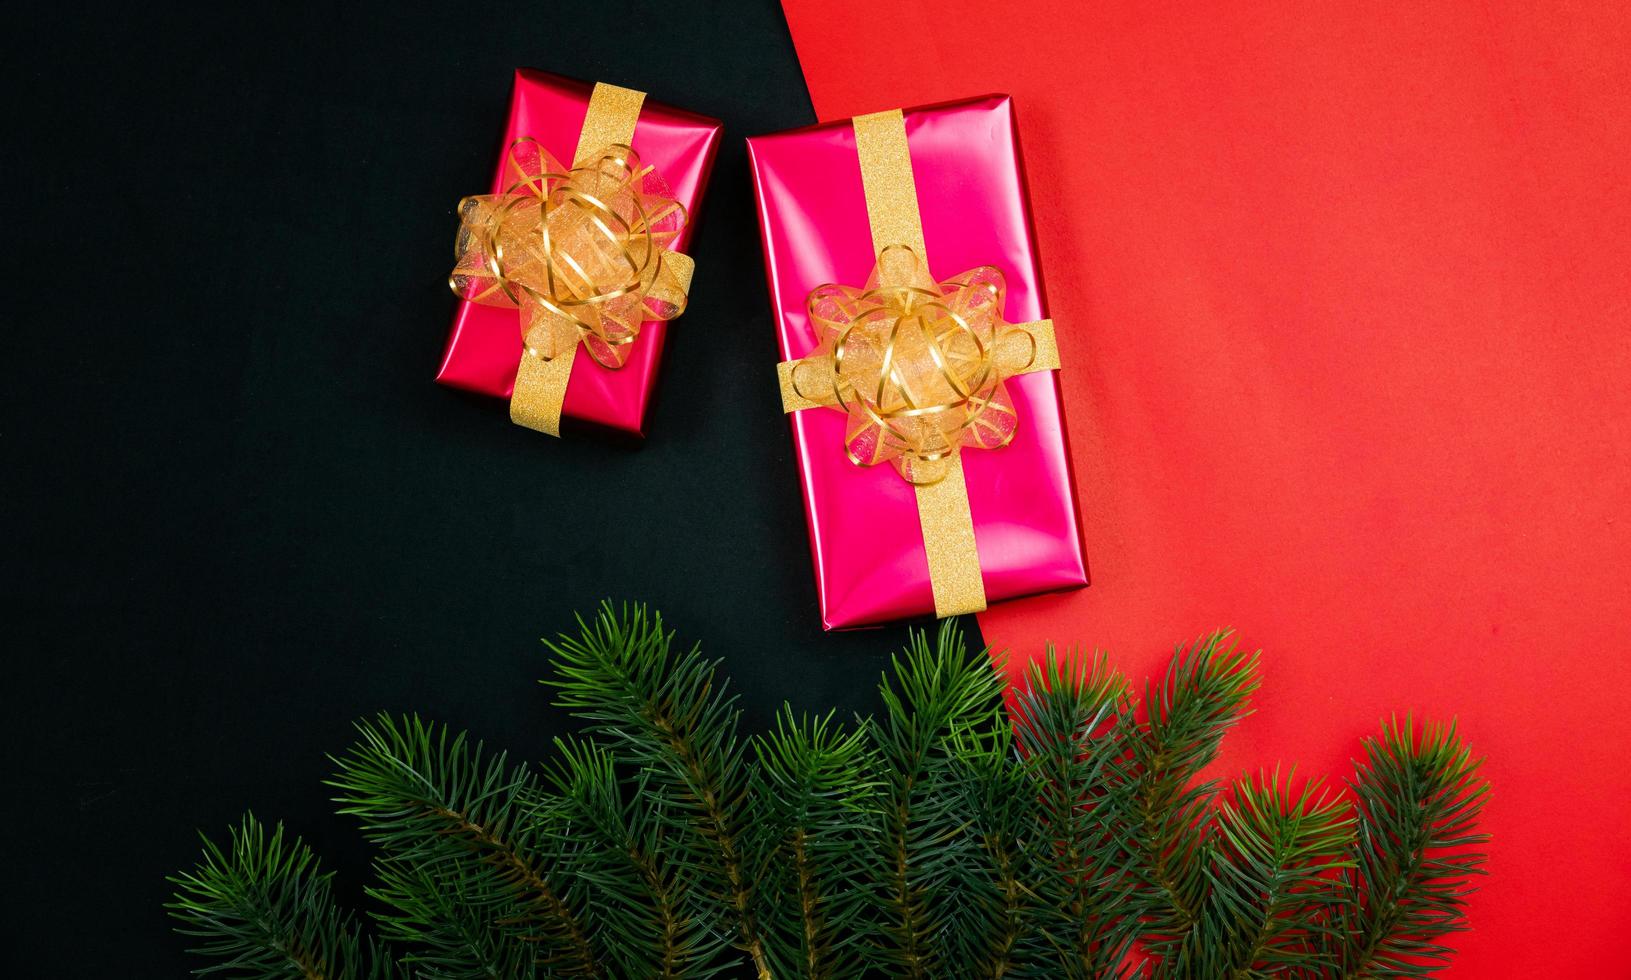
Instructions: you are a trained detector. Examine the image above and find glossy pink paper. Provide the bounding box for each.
[435,69,722,437]
[748,95,1088,630]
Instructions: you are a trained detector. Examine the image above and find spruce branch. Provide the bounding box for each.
[1181,770,1355,979]
[1333,717,1489,979]
[367,860,539,979]
[752,707,878,980]
[946,742,1042,978]
[167,608,1490,980]
[1130,631,1261,958]
[326,714,597,976]
[544,736,714,979]
[544,601,768,977]
[1010,649,1140,978]
[867,618,1006,978]
[167,815,398,980]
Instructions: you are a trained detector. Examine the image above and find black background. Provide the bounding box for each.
[3,2,980,974]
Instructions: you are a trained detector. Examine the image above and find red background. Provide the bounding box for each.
[782,1,1631,973]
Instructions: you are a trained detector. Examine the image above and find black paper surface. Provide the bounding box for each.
[1,1,982,973]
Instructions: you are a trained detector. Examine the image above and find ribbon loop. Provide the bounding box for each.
[450,140,689,371]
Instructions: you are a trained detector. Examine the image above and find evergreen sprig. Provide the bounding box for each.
[167,816,399,980]
[170,604,1489,979]
[1331,718,1490,978]
[866,619,1007,977]
[1009,650,1140,978]
[1132,632,1262,963]
[327,714,597,976]
[543,604,765,976]
[543,737,715,979]
[1161,771,1355,978]
[751,708,878,979]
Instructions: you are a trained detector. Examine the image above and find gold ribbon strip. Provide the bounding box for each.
[451,82,694,436]
[776,109,1061,618]
[853,109,927,257]
[575,82,646,166]
[510,85,650,434]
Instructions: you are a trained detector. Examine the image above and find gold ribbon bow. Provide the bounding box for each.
[449,82,694,435]
[781,244,1057,486]
[776,109,1060,617]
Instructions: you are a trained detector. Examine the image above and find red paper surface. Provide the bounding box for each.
[782,1,1631,972]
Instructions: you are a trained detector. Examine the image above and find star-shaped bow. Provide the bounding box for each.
[450,139,693,369]
[781,245,1056,485]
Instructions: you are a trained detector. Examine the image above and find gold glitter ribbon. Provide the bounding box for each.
[776,109,1060,618]
[449,82,693,436]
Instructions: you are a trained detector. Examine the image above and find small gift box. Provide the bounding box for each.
[436,69,722,438]
[747,95,1088,629]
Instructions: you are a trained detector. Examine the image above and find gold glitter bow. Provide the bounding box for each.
[450,138,691,370]
[781,244,1057,486]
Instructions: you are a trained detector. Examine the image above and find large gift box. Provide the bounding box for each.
[436,69,722,438]
[748,95,1088,629]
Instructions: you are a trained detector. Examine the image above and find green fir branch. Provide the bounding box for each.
[866,618,1006,978]
[1130,631,1261,959]
[543,736,716,979]
[166,607,1490,980]
[1009,648,1140,978]
[366,860,537,979]
[326,714,597,976]
[167,815,397,980]
[1180,770,1355,979]
[1332,717,1490,979]
[947,741,1047,978]
[544,601,768,977]
[752,707,879,980]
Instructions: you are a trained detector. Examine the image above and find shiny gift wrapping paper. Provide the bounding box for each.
[436,69,722,437]
[748,95,1088,629]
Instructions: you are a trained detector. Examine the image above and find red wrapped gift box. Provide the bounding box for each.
[436,69,722,438]
[748,95,1089,629]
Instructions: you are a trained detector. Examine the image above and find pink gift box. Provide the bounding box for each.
[435,69,722,438]
[747,95,1089,629]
